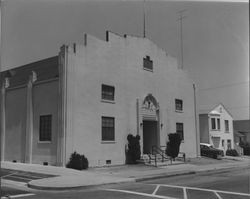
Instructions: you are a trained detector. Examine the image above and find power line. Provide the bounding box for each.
[198,81,249,91]
[226,106,250,110]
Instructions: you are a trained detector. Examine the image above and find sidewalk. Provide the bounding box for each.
[1,156,250,190]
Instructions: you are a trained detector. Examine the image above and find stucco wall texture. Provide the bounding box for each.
[63,32,198,167]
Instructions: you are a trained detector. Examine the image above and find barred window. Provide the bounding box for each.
[102,84,115,101]
[102,117,115,141]
[39,115,52,142]
[176,123,184,140]
[175,99,183,111]
[143,56,153,71]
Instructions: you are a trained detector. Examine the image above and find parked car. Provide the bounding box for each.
[200,143,224,159]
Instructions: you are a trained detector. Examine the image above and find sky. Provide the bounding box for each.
[1,0,249,120]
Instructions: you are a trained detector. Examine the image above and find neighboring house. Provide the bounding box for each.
[234,120,250,144]
[199,103,234,152]
[0,31,199,167]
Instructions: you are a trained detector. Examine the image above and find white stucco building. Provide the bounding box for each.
[1,31,199,167]
[199,103,234,152]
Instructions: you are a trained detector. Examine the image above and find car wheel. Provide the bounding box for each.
[213,154,217,159]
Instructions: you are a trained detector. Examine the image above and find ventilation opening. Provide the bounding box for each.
[12,160,17,163]
[106,160,111,165]
[43,162,48,166]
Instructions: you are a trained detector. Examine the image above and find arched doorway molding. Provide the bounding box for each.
[140,94,161,154]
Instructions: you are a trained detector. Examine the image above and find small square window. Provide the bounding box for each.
[102,117,115,141]
[176,123,184,140]
[39,115,52,142]
[143,56,153,71]
[102,84,115,101]
[175,99,183,111]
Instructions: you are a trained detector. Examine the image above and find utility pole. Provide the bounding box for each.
[177,9,187,69]
[143,0,146,38]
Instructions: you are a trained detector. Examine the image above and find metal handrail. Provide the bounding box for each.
[151,145,171,166]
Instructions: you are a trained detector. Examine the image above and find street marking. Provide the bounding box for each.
[1,193,35,199]
[2,179,27,187]
[1,172,19,178]
[183,187,187,199]
[104,188,177,199]
[4,175,34,181]
[214,191,222,199]
[152,185,160,195]
[152,184,250,197]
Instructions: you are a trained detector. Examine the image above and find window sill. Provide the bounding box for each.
[101,141,116,144]
[38,141,52,144]
[143,68,153,72]
[175,110,183,113]
[101,99,115,104]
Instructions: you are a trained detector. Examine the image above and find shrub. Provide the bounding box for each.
[166,133,182,160]
[66,151,89,170]
[126,134,141,164]
[226,149,239,157]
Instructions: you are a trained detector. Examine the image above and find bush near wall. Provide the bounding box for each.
[126,134,141,164]
[66,151,89,170]
[166,133,182,160]
[226,149,239,157]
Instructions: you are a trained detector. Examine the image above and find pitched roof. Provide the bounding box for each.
[199,103,233,118]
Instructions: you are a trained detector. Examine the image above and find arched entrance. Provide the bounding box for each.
[141,94,160,154]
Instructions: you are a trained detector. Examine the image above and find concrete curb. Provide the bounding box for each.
[135,164,250,182]
[27,178,135,191]
[135,171,196,182]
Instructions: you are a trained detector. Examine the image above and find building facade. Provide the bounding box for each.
[233,120,250,144]
[199,103,234,152]
[1,31,199,167]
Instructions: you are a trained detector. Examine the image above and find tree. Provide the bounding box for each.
[126,134,141,164]
[166,133,182,160]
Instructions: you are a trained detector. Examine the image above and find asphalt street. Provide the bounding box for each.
[1,167,250,199]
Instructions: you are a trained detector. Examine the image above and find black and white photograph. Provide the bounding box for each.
[0,0,249,198]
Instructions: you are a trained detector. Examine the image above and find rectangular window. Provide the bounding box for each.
[143,56,153,71]
[39,115,52,142]
[217,118,220,130]
[225,120,229,132]
[175,99,183,111]
[211,118,216,130]
[102,117,115,141]
[102,84,115,101]
[176,123,184,140]
[222,139,224,147]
